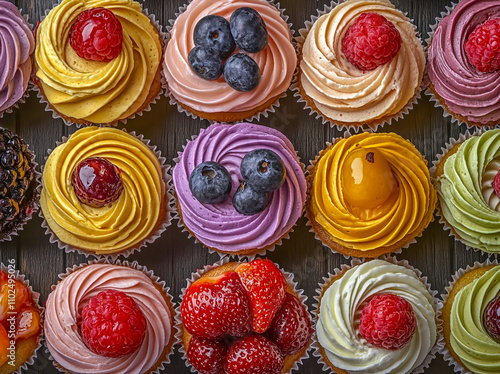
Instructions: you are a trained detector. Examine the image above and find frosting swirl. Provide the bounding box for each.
[300,0,425,124]
[173,123,306,253]
[45,263,172,374]
[0,1,34,113]
[317,259,437,374]
[35,0,162,124]
[40,127,166,254]
[428,0,500,125]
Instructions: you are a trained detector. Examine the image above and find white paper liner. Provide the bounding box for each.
[0,263,45,374]
[32,3,166,127]
[162,0,296,124]
[38,128,175,260]
[312,255,443,374]
[175,257,312,374]
[438,259,500,374]
[43,259,178,374]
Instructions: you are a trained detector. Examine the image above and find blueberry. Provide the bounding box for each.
[188,46,223,80]
[230,7,268,53]
[240,149,286,192]
[232,182,269,215]
[189,161,232,204]
[194,15,236,59]
[223,53,260,92]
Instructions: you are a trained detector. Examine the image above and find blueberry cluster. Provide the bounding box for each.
[188,7,268,92]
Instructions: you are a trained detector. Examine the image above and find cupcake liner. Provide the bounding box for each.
[292,0,424,132]
[312,255,442,374]
[39,128,175,260]
[162,0,296,124]
[176,257,312,374]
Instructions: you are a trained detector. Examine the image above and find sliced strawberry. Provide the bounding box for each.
[187,336,227,374]
[0,274,30,322]
[15,306,40,341]
[236,259,286,333]
[0,324,9,366]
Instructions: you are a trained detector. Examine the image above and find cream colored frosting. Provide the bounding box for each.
[317,260,436,373]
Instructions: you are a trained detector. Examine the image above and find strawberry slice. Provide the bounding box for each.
[0,273,30,322]
[15,306,40,341]
[187,336,227,374]
[0,324,9,366]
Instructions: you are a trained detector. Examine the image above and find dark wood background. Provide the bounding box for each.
[0,0,486,372]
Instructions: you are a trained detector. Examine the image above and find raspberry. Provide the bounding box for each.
[492,171,500,198]
[187,336,227,374]
[465,18,500,73]
[358,293,416,350]
[69,7,123,62]
[341,12,402,71]
[80,289,146,357]
[483,295,500,342]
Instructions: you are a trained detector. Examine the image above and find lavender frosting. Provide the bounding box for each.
[0,1,34,113]
[173,123,307,253]
[427,0,500,124]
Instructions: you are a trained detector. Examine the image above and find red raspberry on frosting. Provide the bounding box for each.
[465,18,500,73]
[341,12,402,71]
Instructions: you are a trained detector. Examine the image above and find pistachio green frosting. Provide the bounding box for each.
[450,266,500,374]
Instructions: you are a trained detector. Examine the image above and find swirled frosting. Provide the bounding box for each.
[450,266,500,374]
[40,126,166,254]
[309,132,436,251]
[427,0,500,125]
[164,0,296,115]
[317,259,437,374]
[35,0,162,124]
[0,1,34,113]
[300,0,425,124]
[172,123,306,253]
[435,129,500,254]
[45,263,172,374]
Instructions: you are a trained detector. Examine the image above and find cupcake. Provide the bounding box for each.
[296,0,425,130]
[441,261,500,374]
[44,261,175,374]
[427,0,500,128]
[163,0,296,122]
[34,0,163,126]
[40,126,171,257]
[314,258,439,374]
[178,258,312,373]
[172,122,307,257]
[306,132,436,258]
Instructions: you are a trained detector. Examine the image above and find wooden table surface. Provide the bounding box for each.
[0,0,487,373]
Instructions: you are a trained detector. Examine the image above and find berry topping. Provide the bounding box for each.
[266,293,312,355]
[341,12,402,71]
[232,182,269,215]
[230,7,268,53]
[181,272,252,339]
[223,53,261,92]
[0,273,30,322]
[465,18,500,73]
[236,259,287,333]
[492,170,500,198]
[15,306,41,340]
[0,324,9,367]
[224,335,284,374]
[81,289,147,357]
[483,295,500,342]
[189,161,232,204]
[187,336,227,374]
[359,293,416,350]
[189,46,223,80]
[71,157,123,208]
[240,149,286,192]
[69,7,123,62]
[194,15,236,60]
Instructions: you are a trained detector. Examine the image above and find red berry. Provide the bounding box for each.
[15,305,41,340]
[187,336,227,374]
[181,272,252,339]
[465,18,500,73]
[492,170,500,198]
[266,293,311,355]
[69,7,123,62]
[224,335,284,374]
[483,295,500,342]
[358,293,416,350]
[71,157,123,208]
[341,12,402,71]
[80,289,147,357]
[236,259,287,333]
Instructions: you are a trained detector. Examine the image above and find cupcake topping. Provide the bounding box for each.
[465,18,500,73]
[193,15,235,59]
[188,45,224,81]
[230,7,269,53]
[223,53,261,92]
[232,182,269,215]
[240,149,286,193]
[186,336,227,374]
[483,295,500,342]
[189,161,232,204]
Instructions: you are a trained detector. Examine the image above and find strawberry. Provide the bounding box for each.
[15,306,41,341]
[187,336,227,374]
[0,324,9,367]
[0,273,30,322]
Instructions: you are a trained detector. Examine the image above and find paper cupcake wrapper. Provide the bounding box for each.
[44,259,178,374]
[312,255,443,374]
[438,259,499,374]
[162,0,296,124]
[0,263,45,374]
[39,128,175,260]
[176,257,312,374]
